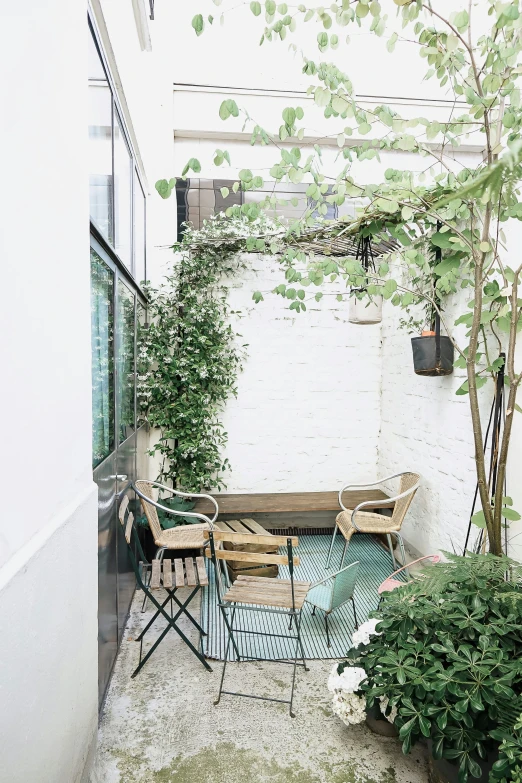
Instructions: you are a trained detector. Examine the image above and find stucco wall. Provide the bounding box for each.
[0,2,98,781]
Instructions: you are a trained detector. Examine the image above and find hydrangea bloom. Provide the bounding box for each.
[327,664,367,726]
[331,690,367,725]
[351,618,381,648]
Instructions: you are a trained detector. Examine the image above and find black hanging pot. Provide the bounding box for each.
[411,315,453,376]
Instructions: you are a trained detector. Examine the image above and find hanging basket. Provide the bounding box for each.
[348,235,382,324]
[411,316,453,376]
[349,295,383,324]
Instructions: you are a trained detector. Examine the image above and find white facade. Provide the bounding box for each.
[0,1,173,781]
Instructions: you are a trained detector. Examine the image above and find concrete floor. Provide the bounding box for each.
[90,587,428,783]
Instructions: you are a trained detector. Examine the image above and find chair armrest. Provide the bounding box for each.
[132,481,218,526]
[387,554,440,580]
[350,480,419,531]
[310,561,359,588]
[338,472,411,513]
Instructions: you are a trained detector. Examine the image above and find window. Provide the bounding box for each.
[133,171,146,284]
[91,248,115,467]
[88,23,146,285]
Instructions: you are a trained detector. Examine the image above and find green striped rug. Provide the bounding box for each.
[201,534,399,661]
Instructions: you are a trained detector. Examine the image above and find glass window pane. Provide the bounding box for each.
[89,32,113,242]
[114,113,132,269]
[116,280,136,443]
[134,171,146,284]
[91,248,115,467]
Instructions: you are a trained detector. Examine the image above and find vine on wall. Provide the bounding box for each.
[139,213,276,491]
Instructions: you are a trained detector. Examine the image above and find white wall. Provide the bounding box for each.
[221,256,382,492]
[0,2,98,781]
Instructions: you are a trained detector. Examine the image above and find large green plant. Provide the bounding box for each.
[342,553,522,781]
[139,213,277,491]
[166,0,522,553]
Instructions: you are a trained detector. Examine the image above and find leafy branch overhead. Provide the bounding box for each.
[179,0,522,557]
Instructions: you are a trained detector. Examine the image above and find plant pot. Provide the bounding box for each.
[427,741,498,783]
[411,334,454,376]
[349,296,383,324]
[365,704,399,737]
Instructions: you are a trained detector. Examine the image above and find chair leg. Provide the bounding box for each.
[386,533,397,570]
[340,538,348,569]
[326,524,338,568]
[295,609,308,672]
[395,533,409,577]
[351,597,358,630]
[325,613,331,647]
[215,606,238,706]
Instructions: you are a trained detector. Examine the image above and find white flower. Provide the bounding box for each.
[331,691,367,725]
[351,619,381,649]
[327,665,367,694]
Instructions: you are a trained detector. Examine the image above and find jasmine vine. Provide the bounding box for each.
[139,213,277,491]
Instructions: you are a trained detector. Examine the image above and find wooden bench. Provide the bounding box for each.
[194,490,393,524]
[215,518,280,582]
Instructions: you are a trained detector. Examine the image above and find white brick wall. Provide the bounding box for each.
[221,254,382,492]
[377,298,493,557]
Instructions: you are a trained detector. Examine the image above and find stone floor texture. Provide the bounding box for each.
[90,587,428,783]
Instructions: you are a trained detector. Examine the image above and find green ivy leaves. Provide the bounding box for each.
[155,178,176,200]
[219,99,239,120]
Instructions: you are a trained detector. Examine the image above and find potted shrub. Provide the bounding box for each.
[327,553,522,783]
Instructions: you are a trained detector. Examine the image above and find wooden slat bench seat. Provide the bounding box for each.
[149,556,208,589]
[194,490,393,516]
[222,574,311,610]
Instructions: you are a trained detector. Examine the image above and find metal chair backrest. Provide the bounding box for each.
[331,561,360,611]
[204,529,300,608]
[391,472,420,527]
[118,493,150,592]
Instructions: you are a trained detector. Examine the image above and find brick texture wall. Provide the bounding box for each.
[221,254,383,493]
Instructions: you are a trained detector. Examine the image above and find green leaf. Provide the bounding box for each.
[250,1,262,15]
[155,178,176,199]
[220,187,229,198]
[382,279,398,299]
[501,507,521,521]
[252,291,264,304]
[191,14,204,35]
[470,510,486,529]
[387,32,398,53]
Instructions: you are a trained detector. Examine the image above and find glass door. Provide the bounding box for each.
[91,234,146,706]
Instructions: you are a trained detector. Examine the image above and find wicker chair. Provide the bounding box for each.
[325,472,420,572]
[133,480,218,560]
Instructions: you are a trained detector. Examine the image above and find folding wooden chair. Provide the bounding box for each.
[205,529,311,717]
[118,495,212,678]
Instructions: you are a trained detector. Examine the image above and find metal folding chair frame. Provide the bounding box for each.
[119,499,212,678]
[207,531,309,718]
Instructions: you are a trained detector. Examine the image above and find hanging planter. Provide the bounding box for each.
[349,294,383,324]
[411,314,454,376]
[348,235,382,325]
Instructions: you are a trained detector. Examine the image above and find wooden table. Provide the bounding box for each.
[194,490,393,516]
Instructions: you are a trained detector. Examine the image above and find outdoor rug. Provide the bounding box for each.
[200,533,400,661]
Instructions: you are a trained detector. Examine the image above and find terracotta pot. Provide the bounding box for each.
[422,330,436,337]
[365,704,399,737]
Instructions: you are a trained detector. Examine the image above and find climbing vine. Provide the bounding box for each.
[139,213,277,492]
